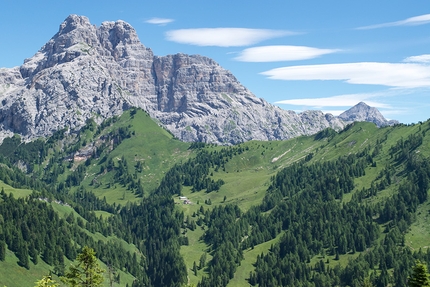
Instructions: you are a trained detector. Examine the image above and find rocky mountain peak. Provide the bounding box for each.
[0,15,398,145]
[99,20,141,48]
[97,19,149,62]
[338,102,397,127]
[19,15,98,78]
[51,14,99,53]
[58,14,93,35]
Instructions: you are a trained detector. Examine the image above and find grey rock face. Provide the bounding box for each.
[338,102,398,127]
[0,15,394,144]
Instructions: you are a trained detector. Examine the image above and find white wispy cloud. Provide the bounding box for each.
[234,45,340,62]
[275,93,389,108]
[381,108,409,117]
[261,62,430,88]
[145,17,174,26]
[357,13,430,30]
[165,28,292,47]
[403,54,430,63]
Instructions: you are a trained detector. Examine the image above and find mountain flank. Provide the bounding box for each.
[0,15,396,144]
[0,108,428,287]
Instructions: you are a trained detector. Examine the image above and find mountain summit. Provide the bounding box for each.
[339,102,398,127]
[0,15,394,144]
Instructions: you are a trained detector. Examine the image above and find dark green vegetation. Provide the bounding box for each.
[33,246,104,286]
[408,260,430,287]
[61,246,104,287]
[1,108,430,287]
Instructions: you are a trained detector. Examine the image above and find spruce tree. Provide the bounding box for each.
[29,242,38,265]
[0,240,5,261]
[193,261,198,276]
[16,241,29,269]
[61,246,104,287]
[199,253,207,269]
[408,261,430,287]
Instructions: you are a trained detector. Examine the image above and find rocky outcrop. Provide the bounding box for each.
[338,102,398,127]
[0,15,394,144]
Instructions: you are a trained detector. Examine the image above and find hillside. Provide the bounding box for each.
[0,109,429,286]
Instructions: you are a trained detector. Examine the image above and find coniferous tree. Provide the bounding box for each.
[0,240,5,261]
[193,261,198,276]
[34,276,59,287]
[363,276,375,287]
[61,246,104,287]
[408,261,430,287]
[28,242,38,265]
[199,253,207,270]
[16,241,29,269]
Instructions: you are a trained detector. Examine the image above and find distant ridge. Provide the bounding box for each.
[0,15,396,144]
[339,102,398,127]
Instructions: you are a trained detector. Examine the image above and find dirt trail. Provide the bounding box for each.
[271,144,296,162]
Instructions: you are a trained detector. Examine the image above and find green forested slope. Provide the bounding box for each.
[0,109,430,287]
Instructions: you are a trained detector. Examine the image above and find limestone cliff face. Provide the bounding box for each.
[0,15,392,144]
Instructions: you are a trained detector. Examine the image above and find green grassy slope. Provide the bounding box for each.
[0,180,33,198]
[1,111,430,286]
[0,249,135,287]
[75,109,192,205]
[0,192,137,286]
[174,121,430,285]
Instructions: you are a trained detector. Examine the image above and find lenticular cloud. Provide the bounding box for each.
[166,28,291,47]
[235,45,340,62]
[261,62,430,88]
[357,13,430,29]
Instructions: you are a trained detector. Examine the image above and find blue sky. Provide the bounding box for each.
[1,0,429,123]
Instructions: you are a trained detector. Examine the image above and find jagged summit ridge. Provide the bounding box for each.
[0,15,393,144]
[20,15,150,78]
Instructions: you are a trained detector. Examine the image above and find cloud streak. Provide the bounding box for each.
[165,28,293,47]
[275,93,389,108]
[145,17,174,25]
[261,62,430,88]
[357,13,430,30]
[235,45,340,62]
[403,54,430,63]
